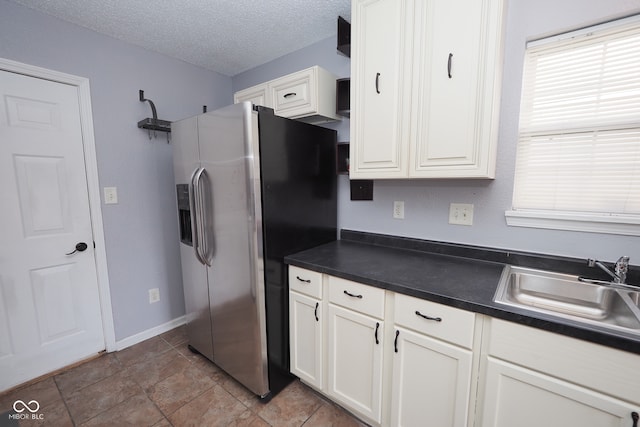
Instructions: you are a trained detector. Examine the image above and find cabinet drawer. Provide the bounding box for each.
[271,69,314,117]
[394,293,475,349]
[328,276,385,319]
[289,266,322,299]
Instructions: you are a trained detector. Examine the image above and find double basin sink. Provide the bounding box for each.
[494,266,640,336]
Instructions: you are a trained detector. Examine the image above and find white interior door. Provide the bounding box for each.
[0,70,105,391]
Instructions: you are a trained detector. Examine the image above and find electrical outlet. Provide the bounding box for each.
[449,203,474,226]
[104,187,118,204]
[393,201,405,219]
[149,288,160,304]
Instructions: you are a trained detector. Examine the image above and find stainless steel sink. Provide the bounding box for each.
[494,266,640,334]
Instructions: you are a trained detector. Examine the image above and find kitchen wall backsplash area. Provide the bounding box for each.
[234,0,640,265]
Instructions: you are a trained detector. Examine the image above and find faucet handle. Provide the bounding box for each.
[615,256,629,283]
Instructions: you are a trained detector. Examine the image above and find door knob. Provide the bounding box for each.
[66,242,88,255]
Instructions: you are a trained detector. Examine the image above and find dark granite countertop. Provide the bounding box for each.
[284,230,640,355]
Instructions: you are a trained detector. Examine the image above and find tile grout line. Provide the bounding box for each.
[146,335,230,425]
[160,335,277,426]
[51,376,77,427]
[54,357,130,427]
[63,339,176,426]
[146,336,188,426]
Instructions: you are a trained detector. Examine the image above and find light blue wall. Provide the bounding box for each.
[233,0,640,263]
[0,0,233,341]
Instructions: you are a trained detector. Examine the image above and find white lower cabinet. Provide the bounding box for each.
[391,293,476,427]
[327,304,384,423]
[288,267,640,427]
[289,291,323,389]
[479,318,640,427]
[391,327,473,427]
[391,328,472,427]
[481,357,638,427]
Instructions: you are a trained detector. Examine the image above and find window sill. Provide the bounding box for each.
[504,210,640,236]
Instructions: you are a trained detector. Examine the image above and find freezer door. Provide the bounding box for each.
[197,102,269,397]
[171,116,214,361]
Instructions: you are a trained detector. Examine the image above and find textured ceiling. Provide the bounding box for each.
[9,0,351,76]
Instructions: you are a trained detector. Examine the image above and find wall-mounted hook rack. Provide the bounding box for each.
[137,90,171,143]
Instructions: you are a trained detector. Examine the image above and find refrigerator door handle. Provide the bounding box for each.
[197,168,214,266]
[190,167,207,265]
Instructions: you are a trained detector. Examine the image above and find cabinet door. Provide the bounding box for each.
[289,292,323,389]
[234,84,269,107]
[409,0,504,178]
[350,0,412,178]
[481,357,639,427]
[390,327,473,427]
[327,303,384,423]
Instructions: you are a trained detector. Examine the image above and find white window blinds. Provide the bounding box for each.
[510,15,640,233]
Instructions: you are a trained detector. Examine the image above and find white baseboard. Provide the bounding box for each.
[114,315,186,351]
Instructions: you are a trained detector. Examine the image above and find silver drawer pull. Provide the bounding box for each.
[344,290,363,299]
[296,276,311,283]
[415,310,442,322]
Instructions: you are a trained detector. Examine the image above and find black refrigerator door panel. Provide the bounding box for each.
[257,108,337,262]
[256,107,337,390]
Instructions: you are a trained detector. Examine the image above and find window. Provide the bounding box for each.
[505,15,640,236]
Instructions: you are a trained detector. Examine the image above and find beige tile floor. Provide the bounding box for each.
[0,326,368,426]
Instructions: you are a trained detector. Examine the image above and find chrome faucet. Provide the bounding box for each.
[587,256,630,284]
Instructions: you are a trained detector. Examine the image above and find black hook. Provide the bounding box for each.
[139,90,158,120]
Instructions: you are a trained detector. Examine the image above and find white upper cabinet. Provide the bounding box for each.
[233,66,341,124]
[350,0,411,178]
[350,0,506,179]
[233,84,269,107]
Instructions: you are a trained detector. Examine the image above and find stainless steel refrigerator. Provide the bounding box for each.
[171,102,337,400]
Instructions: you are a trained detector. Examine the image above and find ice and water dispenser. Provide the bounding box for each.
[176,184,192,246]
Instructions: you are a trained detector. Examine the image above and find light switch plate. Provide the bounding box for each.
[449,203,474,225]
[393,201,405,219]
[104,187,118,204]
